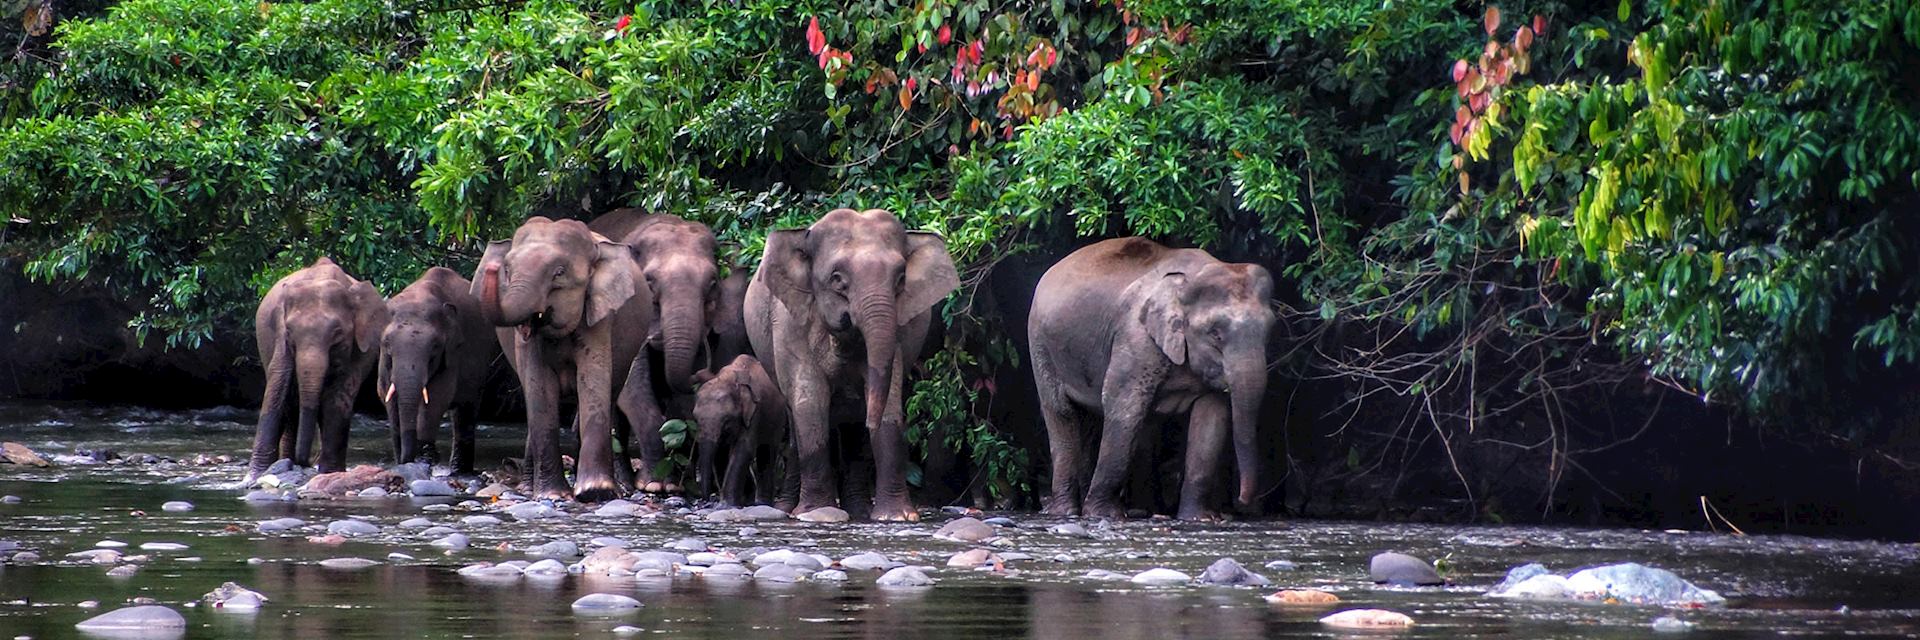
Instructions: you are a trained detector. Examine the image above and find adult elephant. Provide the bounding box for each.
[587,209,726,487]
[745,208,959,521]
[377,266,497,473]
[1029,237,1274,520]
[473,217,656,501]
[247,257,387,484]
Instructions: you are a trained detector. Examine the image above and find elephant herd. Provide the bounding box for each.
[244,209,1276,522]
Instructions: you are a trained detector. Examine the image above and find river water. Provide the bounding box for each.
[0,402,1917,639]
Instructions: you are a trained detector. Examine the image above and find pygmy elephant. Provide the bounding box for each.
[248,257,388,482]
[378,266,498,472]
[692,354,789,507]
[1029,237,1274,520]
[473,217,657,501]
[587,209,724,488]
[745,208,960,521]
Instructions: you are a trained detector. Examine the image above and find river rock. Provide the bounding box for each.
[357,487,390,498]
[139,542,189,551]
[1320,609,1415,629]
[1369,552,1444,586]
[1564,563,1725,606]
[1491,562,1550,592]
[461,515,502,526]
[685,552,726,566]
[74,605,185,630]
[596,500,641,517]
[244,489,295,503]
[1652,616,1694,632]
[161,501,194,512]
[630,551,686,573]
[947,548,1001,568]
[704,563,751,578]
[430,533,470,550]
[301,465,396,495]
[257,517,306,533]
[613,625,642,635]
[796,507,850,523]
[1266,589,1341,605]
[95,540,128,548]
[1048,523,1092,538]
[203,582,269,609]
[11,551,40,563]
[737,526,759,536]
[67,549,122,564]
[740,505,790,520]
[1491,574,1573,600]
[474,482,512,498]
[812,568,848,581]
[523,558,569,575]
[784,553,825,571]
[1,442,50,467]
[319,557,381,570]
[409,479,457,497]
[591,536,631,548]
[753,563,805,582]
[458,562,523,578]
[1264,559,1299,572]
[0,495,19,504]
[327,519,381,537]
[105,564,139,577]
[571,593,642,612]
[1084,569,1126,581]
[526,540,579,558]
[390,461,432,482]
[840,552,900,571]
[935,517,995,542]
[1198,558,1270,587]
[580,547,637,573]
[667,537,708,552]
[398,517,433,529]
[876,566,935,587]
[504,501,561,521]
[1130,568,1192,586]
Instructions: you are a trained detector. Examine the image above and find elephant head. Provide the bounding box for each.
[472,217,637,335]
[1140,262,1275,510]
[623,215,720,393]
[761,209,960,430]
[378,268,468,463]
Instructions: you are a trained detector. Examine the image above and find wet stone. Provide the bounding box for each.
[812,569,848,582]
[1130,568,1192,586]
[572,593,642,612]
[983,517,1016,527]
[1198,558,1270,587]
[75,605,185,631]
[752,549,797,566]
[705,563,751,578]
[737,527,759,537]
[876,566,936,587]
[783,554,825,571]
[421,503,453,512]
[753,563,805,582]
[1491,563,1550,592]
[67,549,122,564]
[523,558,569,575]
[105,564,139,577]
[504,502,561,521]
[1652,616,1694,632]
[1264,559,1299,572]
[139,542,188,551]
[595,500,641,517]
[388,552,415,561]
[796,507,850,523]
[947,549,1000,568]
[613,625,643,635]
[392,462,432,482]
[11,551,40,563]
[1491,574,1572,600]
[740,505,790,520]
[1320,609,1415,629]
[1266,589,1341,605]
[245,489,295,503]
[327,520,381,536]
[357,487,389,498]
[203,582,268,608]
[418,526,457,538]
[318,557,381,570]
[1565,563,1725,606]
[590,537,630,548]
[1369,552,1444,586]
[461,515,502,526]
[667,537,708,552]
[526,540,579,558]
[840,552,900,571]
[473,482,512,498]
[95,540,128,548]
[398,518,433,529]
[257,517,306,533]
[410,479,456,497]
[161,501,194,512]
[686,552,729,566]
[0,496,19,504]
[936,517,995,542]
[430,533,470,550]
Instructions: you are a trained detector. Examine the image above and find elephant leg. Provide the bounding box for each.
[278,421,297,464]
[1085,371,1157,520]
[616,347,665,489]
[870,355,916,521]
[414,377,456,465]
[1178,395,1230,521]
[247,359,293,481]
[518,338,567,499]
[788,372,838,515]
[1038,390,1091,516]
[774,430,801,512]
[450,402,478,475]
[724,438,754,507]
[572,321,629,502]
[839,426,875,520]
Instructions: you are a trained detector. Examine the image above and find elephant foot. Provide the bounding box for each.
[1177,506,1226,522]
[414,442,440,465]
[1041,495,1080,517]
[870,496,920,522]
[527,478,571,502]
[574,478,623,503]
[1082,500,1127,521]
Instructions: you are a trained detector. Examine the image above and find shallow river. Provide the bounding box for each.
[1,402,1917,639]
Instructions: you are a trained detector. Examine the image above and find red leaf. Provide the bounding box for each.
[1484,6,1501,35]
[937,24,952,46]
[898,85,913,111]
[906,76,917,93]
[1026,69,1040,91]
[1533,15,1547,38]
[1451,59,1469,82]
[1045,47,1057,68]
[918,42,927,54]
[1514,26,1534,50]
[615,15,631,33]
[806,16,824,55]
[1449,121,1464,146]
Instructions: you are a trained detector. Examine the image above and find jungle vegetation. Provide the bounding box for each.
[3,0,1918,514]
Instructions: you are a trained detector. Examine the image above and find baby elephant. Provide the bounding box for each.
[693,355,789,507]
[378,267,498,472]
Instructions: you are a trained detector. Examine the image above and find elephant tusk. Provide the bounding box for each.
[422,387,431,405]
[384,384,396,403]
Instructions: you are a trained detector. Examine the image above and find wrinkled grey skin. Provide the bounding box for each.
[1029,237,1275,520]
[709,268,751,368]
[587,209,723,484]
[377,267,497,472]
[473,217,657,502]
[692,354,789,507]
[745,208,960,521]
[247,257,388,483]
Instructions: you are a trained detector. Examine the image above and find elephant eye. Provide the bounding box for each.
[829,271,848,293]
[895,272,906,292]
[551,266,565,281]
[1209,327,1225,343]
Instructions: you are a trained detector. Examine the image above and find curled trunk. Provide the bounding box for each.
[478,264,506,326]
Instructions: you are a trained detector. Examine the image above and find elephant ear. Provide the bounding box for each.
[349,280,388,354]
[899,231,960,324]
[586,239,640,327]
[732,381,759,428]
[761,229,814,312]
[1140,272,1189,366]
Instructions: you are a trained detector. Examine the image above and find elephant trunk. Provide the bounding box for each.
[478,263,506,326]
[856,288,899,429]
[293,345,329,467]
[1228,357,1267,510]
[659,291,704,393]
[696,436,720,500]
[393,363,427,461]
